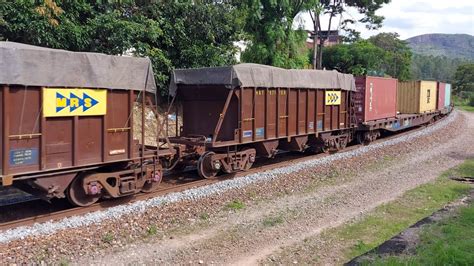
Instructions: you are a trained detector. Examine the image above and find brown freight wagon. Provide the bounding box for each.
[0,42,174,206]
[168,64,356,178]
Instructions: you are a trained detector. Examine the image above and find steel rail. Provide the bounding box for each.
[0,116,450,232]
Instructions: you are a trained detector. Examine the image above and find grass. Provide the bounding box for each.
[332,159,474,261]
[102,232,114,244]
[226,200,245,210]
[146,225,158,236]
[199,213,210,220]
[262,214,285,227]
[368,203,474,265]
[453,96,474,112]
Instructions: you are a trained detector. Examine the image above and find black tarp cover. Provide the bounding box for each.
[169,63,355,96]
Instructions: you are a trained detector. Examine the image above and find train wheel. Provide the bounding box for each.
[141,181,161,193]
[141,170,162,193]
[243,149,256,171]
[357,132,371,145]
[338,137,348,150]
[197,151,219,179]
[67,174,101,207]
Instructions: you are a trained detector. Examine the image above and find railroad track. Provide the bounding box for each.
[0,118,449,232]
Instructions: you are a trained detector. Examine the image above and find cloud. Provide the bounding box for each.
[298,0,474,39]
[383,18,416,30]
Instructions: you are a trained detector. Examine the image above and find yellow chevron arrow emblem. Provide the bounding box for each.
[325,91,341,105]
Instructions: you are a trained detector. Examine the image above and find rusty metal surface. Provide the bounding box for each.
[1,86,141,179]
[360,111,440,132]
[0,84,173,205]
[176,86,352,149]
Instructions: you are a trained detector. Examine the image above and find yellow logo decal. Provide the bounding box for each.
[43,88,107,117]
[325,91,341,105]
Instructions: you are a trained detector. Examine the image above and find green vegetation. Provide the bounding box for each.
[410,54,469,83]
[453,63,474,94]
[322,33,412,80]
[307,0,390,69]
[452,63,474,111]
[239,0,312,69]
[371,203,474,265]
[409,35,473,84]
[262,214,285,227]
[102,232,114,244]
[226,200,246,211]
[58,258,69,266]
[407,34,474,60]
[199,213,210,221]
[0,1,242,95]
[454,96,474,112]
[334,159,473,261]
[146,225,158,236]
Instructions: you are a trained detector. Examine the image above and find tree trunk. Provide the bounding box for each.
[312,13,319,69]
[317,40,323,69]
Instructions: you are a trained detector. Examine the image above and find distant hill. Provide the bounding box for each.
[406,34,474,60]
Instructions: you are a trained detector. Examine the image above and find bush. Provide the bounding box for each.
[469,95,474,107]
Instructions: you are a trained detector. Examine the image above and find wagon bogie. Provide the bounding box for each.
[197,148,257,178]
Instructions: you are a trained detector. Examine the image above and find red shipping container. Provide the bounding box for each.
[354,76,398,122]
[437,82,446,110]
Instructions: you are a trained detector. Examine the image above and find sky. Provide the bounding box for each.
[297,0,474,40]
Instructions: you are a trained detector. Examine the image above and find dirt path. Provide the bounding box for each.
[80,111,474,265]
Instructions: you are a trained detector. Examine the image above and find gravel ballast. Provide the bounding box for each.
[1,110,471,264]
[0,112,458,244]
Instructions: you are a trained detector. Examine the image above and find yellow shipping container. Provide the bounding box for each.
[397,81,438,114]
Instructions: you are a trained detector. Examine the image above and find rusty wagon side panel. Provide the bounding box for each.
[176,86,350,147]
[1,86,140,179]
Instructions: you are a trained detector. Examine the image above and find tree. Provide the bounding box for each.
[410,54,469,84]
[238,0,316,69]
[322,40,385,75]
[308,0,391,69]
[368,32,411,80]
[0,1,243,96]
[322,33,412,79]
[453,63,474,95]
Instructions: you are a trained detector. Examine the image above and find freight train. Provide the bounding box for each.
[0,42,452,206]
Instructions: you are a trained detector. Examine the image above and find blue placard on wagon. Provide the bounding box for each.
[256,127,265,137]
[243,130,253,138]
[9,148,39,166]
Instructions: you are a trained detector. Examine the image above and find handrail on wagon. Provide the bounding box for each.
[9,133,42,140]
